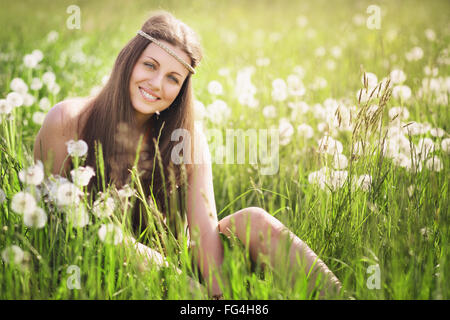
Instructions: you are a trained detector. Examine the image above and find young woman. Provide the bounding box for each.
[34,11,342,299]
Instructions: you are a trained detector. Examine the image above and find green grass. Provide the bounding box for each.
[0,0,449,299]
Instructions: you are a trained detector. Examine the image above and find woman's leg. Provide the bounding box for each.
[218,207,342,298]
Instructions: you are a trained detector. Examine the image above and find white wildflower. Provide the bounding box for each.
[405,47,424,62]
[23,54,39,69]
[262,105,277,118]
[278,119,294,146]
[11,192,37,215]
[424,29,436,41]
[0,188,6,203]
[23,207,47,229]
[193,100,206,120]
[362,72,378,89]
[10,78,28,94]
[0,99,13,114]
[441,138,450,153]
[333,154,348,169]
[425,156,442,172]
[390,69,406,84]
[92,196,115,218]
[329,170,348,191]
[389,106,410,121]
[272,78,288,101]
[42,71,56,86]
[56,182,83,206]
[47,30,59,43]
[207,80,223,95]
[66,205,90,228]
[117,184,135,201]
[206,100,231,124]
[18,161,44,186]
[6,92,24,108]
[1,245,24,264]
[22,93,35,107]
[430,127,445,138]
[32,111,46,125]
[70,166,95,187]
[392,85,412,101]
[39,97,51,111]
[66,139,88,157]
[357,174,372,191]
[297,123,314,139]
[98,223,123,245]
[32,49,44,62]
[318,135,343,155]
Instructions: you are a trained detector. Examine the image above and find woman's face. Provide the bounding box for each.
[129,40,190,124]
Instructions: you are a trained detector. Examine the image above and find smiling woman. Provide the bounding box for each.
[33,10,342,299]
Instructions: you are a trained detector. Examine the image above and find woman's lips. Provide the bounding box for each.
[139,87,160,102]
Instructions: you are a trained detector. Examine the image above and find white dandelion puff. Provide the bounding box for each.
[23,207,47,229]
[0,99,13,115]
[207,80,223,95]
[11,192,37,215]
[0,188,6,203]
[56,182,83,206]
[425,156,442,172]
[297,123,314,139]
[18,161,44,186]
[357,174,372,191]
[441,138,450,153]
[390,69,406,84]
[66,139,88,157]
[70,166,95,187]
[1,245,24,265]
[92,196,115,219]
[66,205,90,228]
[6,92,24,108]
[98,223,124,245]
[333,154,348,169]
[262,105,277,119]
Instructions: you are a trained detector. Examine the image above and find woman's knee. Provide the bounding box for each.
[219,206,285,240]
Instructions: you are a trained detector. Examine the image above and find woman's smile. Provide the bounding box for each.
[139,86,160,102]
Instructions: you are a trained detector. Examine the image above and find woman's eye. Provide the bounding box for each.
[144,62,155,69]
[169,76,179,84]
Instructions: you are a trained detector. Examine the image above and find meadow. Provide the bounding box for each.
[0,0,448,299]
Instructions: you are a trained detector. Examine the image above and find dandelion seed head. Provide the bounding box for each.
[0,99,13,115]
[18,161,44,186]
[66,205,90,228]
[66,139,88,157]
[11,191,37,215]
[70,166,95,187]
[425,156,442,172]
[98,223,124,245]
[23,207,47,229]
[207,80,223,95]
[1,245,24,265]
[56,182,83,207]
[6,92,24,108]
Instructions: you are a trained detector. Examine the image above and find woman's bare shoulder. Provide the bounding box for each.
[34,97,93,175]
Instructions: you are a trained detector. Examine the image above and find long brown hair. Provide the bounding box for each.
[77,11,203,238]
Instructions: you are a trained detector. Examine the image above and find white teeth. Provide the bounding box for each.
[140,88,158,101]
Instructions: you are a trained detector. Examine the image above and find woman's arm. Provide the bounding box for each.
[186,125,224,297]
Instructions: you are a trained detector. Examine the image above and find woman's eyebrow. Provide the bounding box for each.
[145,56,182,77]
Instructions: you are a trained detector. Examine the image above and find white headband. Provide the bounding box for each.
[137,30,195,74]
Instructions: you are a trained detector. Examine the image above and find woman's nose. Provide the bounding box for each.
[147,71,163,91]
